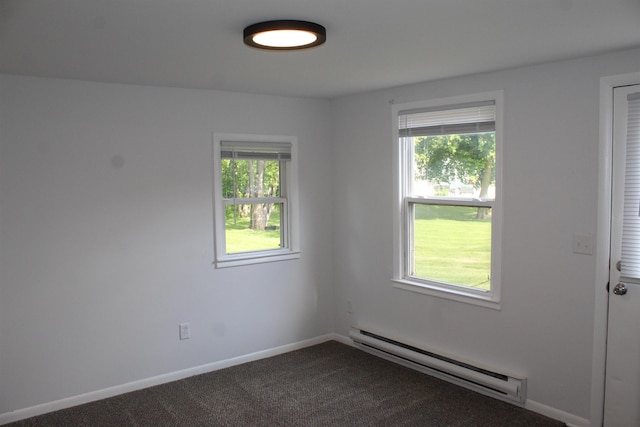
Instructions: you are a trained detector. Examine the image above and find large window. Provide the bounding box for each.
[213,134,300,268]
[392,92,502,307]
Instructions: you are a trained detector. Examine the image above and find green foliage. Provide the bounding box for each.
[221,159,246,199]
[222,159,281,225]
[414,132,495,195]
[221,159,280,199]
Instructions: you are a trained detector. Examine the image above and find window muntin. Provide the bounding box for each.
[213,134,299,267]
[393,93,502,306]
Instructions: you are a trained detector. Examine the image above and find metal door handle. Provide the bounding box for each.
[613,283,628,296]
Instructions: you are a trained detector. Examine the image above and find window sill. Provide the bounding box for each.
[392,278,501,310]
[215,250,300,268]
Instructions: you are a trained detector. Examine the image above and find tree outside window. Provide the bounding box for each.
[393,94,502,306]
[213,134,299,268]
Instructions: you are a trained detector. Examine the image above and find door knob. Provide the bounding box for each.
[613,283,628,296]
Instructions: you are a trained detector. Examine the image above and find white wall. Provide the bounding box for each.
[0,75,334,414]
[330,47,640,424]
[3,46,640,424]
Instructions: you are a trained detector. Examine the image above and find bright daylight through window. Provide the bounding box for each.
[393,93,502,306]
[213,134,299,268]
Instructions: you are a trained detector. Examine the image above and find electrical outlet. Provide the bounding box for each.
[179,323,190,340]
[572,233,593,255]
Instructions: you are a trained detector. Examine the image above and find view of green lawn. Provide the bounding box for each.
[225,207,281,253]
[413,205,491,290]
[225,204,491,291]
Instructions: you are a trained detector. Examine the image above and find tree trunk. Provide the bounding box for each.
[250,205,266,230]
[476,161,493,220]
[249,160,267,230]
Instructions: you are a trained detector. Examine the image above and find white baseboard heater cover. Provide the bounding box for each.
[349,328,526,404]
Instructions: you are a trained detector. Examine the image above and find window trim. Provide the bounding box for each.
[213,133,300,268]
[391,91,503,309]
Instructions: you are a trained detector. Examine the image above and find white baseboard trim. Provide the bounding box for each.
[525,399,591,427]
[341,331,590,426]
[0,333,339,425]
[331,332,352,346]
[0,333,592,427]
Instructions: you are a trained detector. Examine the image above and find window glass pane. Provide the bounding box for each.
[411,133,495,199]
[411,204,491,290]
[221,159,280,199]
[225,203,283,253]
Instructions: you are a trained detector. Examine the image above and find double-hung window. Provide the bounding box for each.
[392,92,503,307]
[213,133,300,268]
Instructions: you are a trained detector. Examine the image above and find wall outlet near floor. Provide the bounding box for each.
[179,323,190,340]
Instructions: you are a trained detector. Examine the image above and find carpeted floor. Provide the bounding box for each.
[6,341,566,426]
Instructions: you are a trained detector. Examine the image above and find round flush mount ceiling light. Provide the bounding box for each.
[243,20,326,50]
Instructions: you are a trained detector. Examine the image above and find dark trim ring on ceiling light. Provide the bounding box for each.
[243,20,326,50]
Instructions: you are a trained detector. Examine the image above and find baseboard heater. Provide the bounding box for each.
[349,328,526,404]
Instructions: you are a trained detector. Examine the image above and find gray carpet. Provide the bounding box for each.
[7,341,565,426]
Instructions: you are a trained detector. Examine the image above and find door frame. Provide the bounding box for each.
[594,72,640,425]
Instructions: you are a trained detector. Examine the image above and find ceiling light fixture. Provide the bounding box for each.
[243,20,326,50]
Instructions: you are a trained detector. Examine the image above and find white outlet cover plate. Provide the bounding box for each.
[573,233,593,255]
[179,323,190,340]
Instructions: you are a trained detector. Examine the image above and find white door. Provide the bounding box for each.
[604,84,640,427]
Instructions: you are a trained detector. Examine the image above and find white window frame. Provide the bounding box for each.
[392,91,503,309]
[213,133,300,268]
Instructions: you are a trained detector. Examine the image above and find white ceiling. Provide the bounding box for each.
[1,0,639,99]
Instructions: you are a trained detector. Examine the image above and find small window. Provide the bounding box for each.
[213,134,300,268]
[392,92,502,308]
